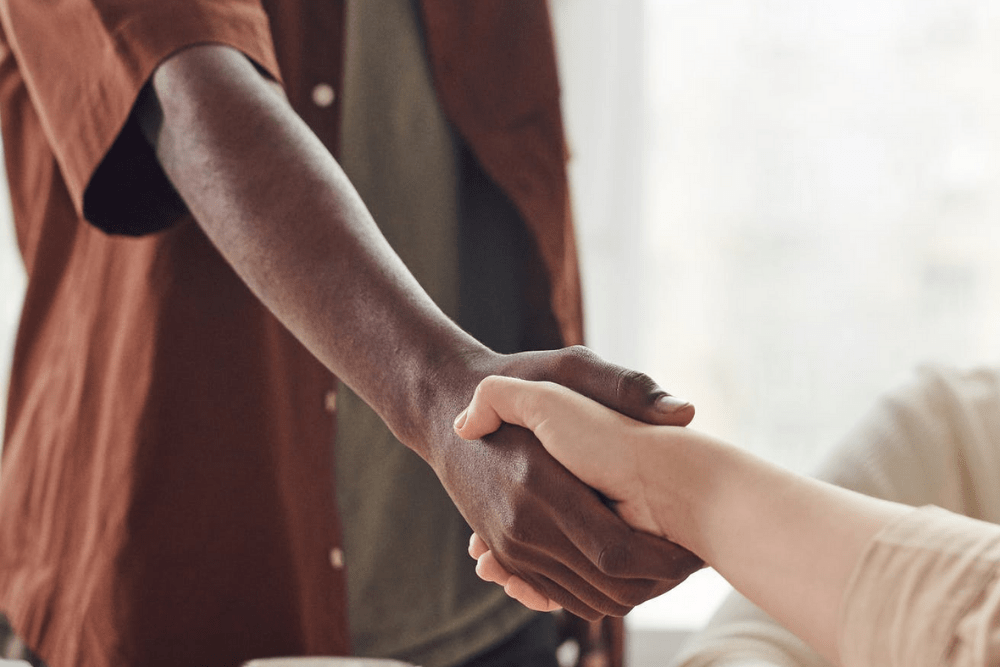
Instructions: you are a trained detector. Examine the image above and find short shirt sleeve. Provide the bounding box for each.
[839,505,1000,667]
[0,0,281,234]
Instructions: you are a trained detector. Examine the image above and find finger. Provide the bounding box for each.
[512,346,695,427]
[584,525,704,583]
[458,380,634,505]
[486,530,634,617]
[504,576,562,612]
[468,532,490,559]
[472,422,697,612]
[455,376,553,441]
[474,549,564,613]
[452,377,503,440]
[474,539,617,615]
[481,504,683,616]
[475,551,513,586]
[547,487,704,584]
[475,548,572,615]
[515,567,617,621]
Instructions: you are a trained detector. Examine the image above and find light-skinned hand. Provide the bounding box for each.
[454,374,701,613]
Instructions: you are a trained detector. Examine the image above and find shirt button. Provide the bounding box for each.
[329,547,345,569]
[311,83,336,108]
[324,390,338,413]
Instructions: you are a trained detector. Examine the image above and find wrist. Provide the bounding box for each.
[385,334,500,463]
[640,429,739,559]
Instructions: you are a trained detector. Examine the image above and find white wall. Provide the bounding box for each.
[552,0,1000,635]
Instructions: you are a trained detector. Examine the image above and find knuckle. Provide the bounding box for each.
[505,448,534,488]
[615,367,658,401]
[554,345,595,375]
[505,514,535,550]
[479,374,504,391]
[474,374,501,401]
[493,496,541,556]
[490,524,530,563]
[564,344,595,360]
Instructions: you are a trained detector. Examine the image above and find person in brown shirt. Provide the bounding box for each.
[0,1,702,667]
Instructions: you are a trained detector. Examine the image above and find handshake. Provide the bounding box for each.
[452,374,707,615]
[442,351,917,667]
[418,346,704,622]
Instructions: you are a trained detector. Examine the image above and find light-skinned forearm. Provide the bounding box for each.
[645,428,911,664]
[460,378,919,657]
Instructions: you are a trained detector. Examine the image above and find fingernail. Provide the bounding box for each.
[655,394,691,413]
[453,408,468,431]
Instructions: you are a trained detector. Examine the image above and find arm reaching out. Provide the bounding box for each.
[138,44,702,619]
[455,376,912,663]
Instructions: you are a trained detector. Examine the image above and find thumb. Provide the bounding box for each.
[506,347,694,427]
[455,377,627,493]
[453,376,553,441]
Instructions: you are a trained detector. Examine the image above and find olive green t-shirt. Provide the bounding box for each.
[335,2,542,666]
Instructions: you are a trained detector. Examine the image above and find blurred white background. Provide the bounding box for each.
[2,0,1000,654]
[551,0,1000,637]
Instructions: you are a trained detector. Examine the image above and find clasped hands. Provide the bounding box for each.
[452,359,917,667]
[454,374,689,615]
[426,347,702,620]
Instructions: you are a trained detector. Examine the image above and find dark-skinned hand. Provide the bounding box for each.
[420,345,703,620]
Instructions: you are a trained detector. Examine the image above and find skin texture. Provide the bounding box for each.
[456,376,912,663]
[137,44,703,619]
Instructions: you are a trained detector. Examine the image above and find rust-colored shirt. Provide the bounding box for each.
[0,1,580,667]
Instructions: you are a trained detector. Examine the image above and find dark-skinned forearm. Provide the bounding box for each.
[144,44,485,456]
[138,45,707,619]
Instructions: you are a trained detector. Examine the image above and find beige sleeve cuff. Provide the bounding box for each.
[839,505,1000,667]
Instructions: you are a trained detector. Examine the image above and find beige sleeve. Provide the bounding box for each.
[672,365,1000,667]
[669,592,829,667]
[839,506,1000,667]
